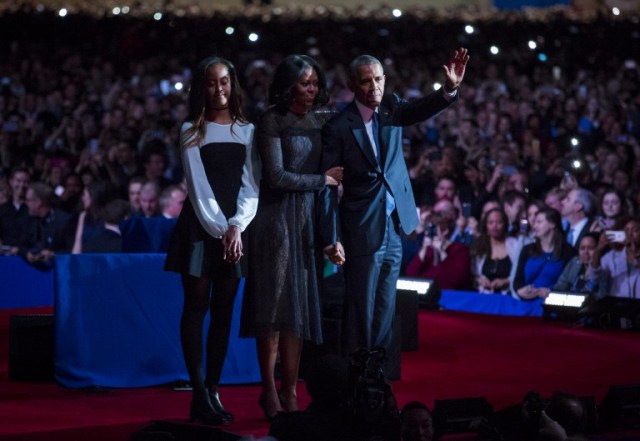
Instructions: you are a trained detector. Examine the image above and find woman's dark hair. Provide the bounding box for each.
[86,180,119,222]
[533,207,565,259]
[268,54,329,112]
[471,208,508,258]
[183,56,247,148]
[599,187,627,220]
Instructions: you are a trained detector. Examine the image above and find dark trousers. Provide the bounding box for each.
[342,214,402,355]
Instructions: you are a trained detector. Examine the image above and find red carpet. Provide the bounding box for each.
[2,307,640,440]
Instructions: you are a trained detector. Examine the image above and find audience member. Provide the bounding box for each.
[406,201,472,290]
[400,401,433,441]
[127,176,145,215]
[589,218,640,298]
[139,180,161,217]
[501,190,527,237]
[159,185,186,219]
[71,181,119,253]
[471,208,520,294]
[140,139,173,190]
[82,199,130,253]
[513,208,576,300]
[0,167,31,248]
[560,188,595,249]
[589,188,628,232]
[19,182,75,264]
[553,233,607,299]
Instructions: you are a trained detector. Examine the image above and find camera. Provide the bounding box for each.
[427,223,437,238]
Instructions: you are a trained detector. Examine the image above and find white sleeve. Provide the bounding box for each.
[229,125,260,231]
[182,145,227,238]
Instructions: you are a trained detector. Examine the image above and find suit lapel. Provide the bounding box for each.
[347,103,379,170]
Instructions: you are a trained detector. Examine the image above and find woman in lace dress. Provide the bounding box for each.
[243,55,343,420]
[164,56,259,425]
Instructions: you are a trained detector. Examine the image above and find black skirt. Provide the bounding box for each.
[164,199,246,279]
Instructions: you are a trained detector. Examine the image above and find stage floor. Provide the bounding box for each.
[2,307,640,440]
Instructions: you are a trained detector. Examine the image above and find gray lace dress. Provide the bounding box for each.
[242,108,332,344]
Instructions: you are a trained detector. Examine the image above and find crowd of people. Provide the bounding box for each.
[1,6,639,441]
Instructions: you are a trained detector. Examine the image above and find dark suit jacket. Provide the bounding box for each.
[320,91,455,256]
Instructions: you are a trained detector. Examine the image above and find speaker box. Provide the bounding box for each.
[395,289,419,351]
[131,420,242,441]
[433,397,493,437]
[600,384,640,430]
[9,314,55,382]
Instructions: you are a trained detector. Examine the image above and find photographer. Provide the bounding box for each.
[269,352,401,441]
[589,217,640,298]
[405,199,471,290]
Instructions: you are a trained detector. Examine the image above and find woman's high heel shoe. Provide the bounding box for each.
[258,393,281,422]
[277,390,298,412]
[209,390,234,422]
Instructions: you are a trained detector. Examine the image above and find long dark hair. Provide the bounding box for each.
[268,54,329,113]
[471,208,508,259]
[533,207,565,259]
[183,56,247,149]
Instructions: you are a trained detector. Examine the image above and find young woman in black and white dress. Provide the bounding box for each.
[165,56,259,425]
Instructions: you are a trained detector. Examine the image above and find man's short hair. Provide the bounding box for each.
[28,182,55,207]
[349,55,383,79]
[502,190,527,206]
[573,187,595,216]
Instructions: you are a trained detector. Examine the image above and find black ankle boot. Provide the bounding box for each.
[208,390,234,422]
[189,396,230,426]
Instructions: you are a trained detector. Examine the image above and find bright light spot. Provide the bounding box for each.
[392,9,402,17]
[225,27,235,35]
[612,7,620,15]
[174,82,184,91]
[464,25,474,34]
[538,53,548,62]
[433,82,442,91]
[112,7,121,15]
[122,6,130,13]
[153,12,162,20]
[248,33,259,42]
[58,8,67,17]
[528,40,537,50]
[490,45,499,55]
[571,138,579,147]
